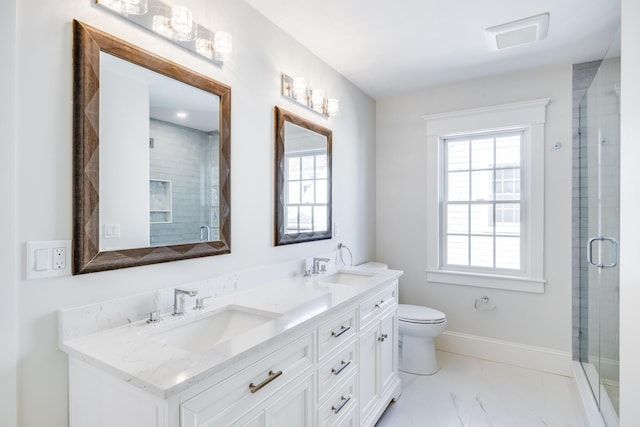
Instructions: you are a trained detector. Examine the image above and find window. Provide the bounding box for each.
[442,130,523,272]
[285,150,329,234]
[424,99,548,293]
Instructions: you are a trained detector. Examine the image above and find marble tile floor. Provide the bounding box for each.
[376,351,588,427]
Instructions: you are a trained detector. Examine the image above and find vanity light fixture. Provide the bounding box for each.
[96,0,232,66]
[281,73,340,118]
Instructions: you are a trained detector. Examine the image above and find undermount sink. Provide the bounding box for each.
[319,269,376,286]
[145,305,281,353]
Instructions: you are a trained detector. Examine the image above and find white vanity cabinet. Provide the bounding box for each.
[64,273,402,427]
[357,282,400,427]
[180,332,315,427]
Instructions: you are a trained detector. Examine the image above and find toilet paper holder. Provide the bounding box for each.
[475,296,496,311]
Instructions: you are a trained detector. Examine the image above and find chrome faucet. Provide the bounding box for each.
[173,288,198,316]
[312,257,331,274]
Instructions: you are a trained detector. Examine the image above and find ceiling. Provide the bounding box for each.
[245,0,621,99]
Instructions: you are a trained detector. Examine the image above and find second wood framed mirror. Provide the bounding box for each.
[274,107,332,246]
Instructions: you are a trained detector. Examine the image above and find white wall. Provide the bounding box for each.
[13,1,376,426]
[0,0,17,425]
[619,0,640,423]
[376,64,573,353]
[100,67,150,251]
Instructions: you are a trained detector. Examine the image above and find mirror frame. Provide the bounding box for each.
[72,20,231,274]
[274,106,332,246]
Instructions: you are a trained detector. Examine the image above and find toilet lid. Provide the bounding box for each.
[398,304,446,324]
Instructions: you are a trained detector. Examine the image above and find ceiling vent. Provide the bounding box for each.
[485,13,549,51]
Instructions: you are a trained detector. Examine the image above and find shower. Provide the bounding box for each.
[573,28,620,426]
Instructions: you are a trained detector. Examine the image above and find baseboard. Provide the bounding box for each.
[435,331,572,376]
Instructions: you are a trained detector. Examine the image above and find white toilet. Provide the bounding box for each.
[398,304,447,375]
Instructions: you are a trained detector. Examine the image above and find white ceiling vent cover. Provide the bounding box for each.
[485,13,549,51]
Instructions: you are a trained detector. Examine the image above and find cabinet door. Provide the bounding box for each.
[231,373,315,427]
[265,373,315,427]
[357,324,379,421]
[378,310,397,395]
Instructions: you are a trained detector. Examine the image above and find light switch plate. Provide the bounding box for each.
[26,240,72,280]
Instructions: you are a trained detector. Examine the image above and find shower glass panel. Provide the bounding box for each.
[578,29,620,425]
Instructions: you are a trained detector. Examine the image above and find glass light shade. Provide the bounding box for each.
[152,15,174,38]
[311,88,326,112]
[171,5,194,41]
[122,0,148,15]
[195,38,214,59]
[327,98,340,117]
[213,31,232,61]
[99,0,147,15]
[292,77,308,102]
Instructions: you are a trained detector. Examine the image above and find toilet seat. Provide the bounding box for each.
[398,304,446,324]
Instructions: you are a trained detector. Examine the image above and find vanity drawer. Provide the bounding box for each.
[317,308,357,360]
[181,332,314,427]
[317,340,357,401]
[359,281,397,330]
[318,373,357,427]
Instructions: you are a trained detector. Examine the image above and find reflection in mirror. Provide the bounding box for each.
[100,52,220,250]
[73,20,231,274]
[274,107,332,245]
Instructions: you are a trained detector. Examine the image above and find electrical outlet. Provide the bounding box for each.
[26,240,72,279]
[53,247,66,269]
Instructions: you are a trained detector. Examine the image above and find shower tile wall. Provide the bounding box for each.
[149,119,219,246]
[571,60,601,359]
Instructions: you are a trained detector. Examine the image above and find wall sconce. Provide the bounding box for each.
[281,73,340,118]
[96,0,232,65]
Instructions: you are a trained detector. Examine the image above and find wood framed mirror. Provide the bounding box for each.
[73,20,231,274]
[274,107,332,245]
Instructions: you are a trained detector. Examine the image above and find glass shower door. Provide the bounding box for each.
[579,38,620,425]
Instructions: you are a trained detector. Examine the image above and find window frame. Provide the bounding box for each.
[424,99,549,293]
[440,129,526,275]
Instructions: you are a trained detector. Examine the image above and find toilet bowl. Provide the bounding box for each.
[398,304,447,375]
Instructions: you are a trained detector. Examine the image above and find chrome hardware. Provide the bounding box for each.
[331,324,351,338]
[331,394,352,414]
[249,370,283,393]
[146,310,161,324]
[374,299,385,309]
[173,288,198,316]
[331,360,352,376]
[312,257,331,274]
[587,236,619,268]
[193,296,213,310]
[378,333,388,342]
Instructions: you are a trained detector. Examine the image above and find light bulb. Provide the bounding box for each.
[171,5,194,41]
[327,98,340,117]
[213,32,232,61]
[292,77,308,103]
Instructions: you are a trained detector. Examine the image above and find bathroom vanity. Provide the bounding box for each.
[60,267,402,427]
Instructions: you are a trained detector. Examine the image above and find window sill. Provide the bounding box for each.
[425,269,545,293]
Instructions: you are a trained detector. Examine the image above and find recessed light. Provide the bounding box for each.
[176,112,188,118]
[485,13,550,51]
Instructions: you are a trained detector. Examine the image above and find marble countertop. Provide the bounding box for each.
[59,267,402,399]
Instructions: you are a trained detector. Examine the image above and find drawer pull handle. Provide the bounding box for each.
[375,299,385,309]
[331,359,352,376]
[249,370,283,394]
[331,324,351,338]
[378,333,388,342]
[332,394,352,414]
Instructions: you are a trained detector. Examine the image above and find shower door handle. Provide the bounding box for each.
[587,237,619,268]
